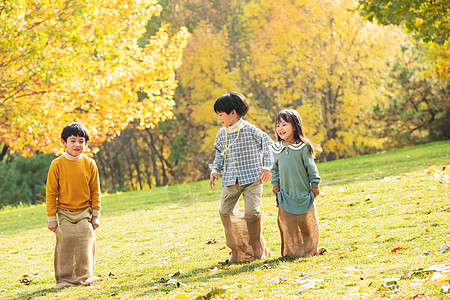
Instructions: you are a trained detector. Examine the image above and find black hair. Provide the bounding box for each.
[275,109,321,158]
[61,122,90,142]
[213,92,249,117]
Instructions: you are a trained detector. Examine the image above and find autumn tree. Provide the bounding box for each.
[0,0,189,157]
[248,0,405,160]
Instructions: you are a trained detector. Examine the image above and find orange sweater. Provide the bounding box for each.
[46,153,101,222]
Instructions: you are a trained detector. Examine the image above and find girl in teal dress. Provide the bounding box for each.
[269,109,325,258]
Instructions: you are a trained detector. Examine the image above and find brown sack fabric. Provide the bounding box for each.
[220,210,272,262]
[54,208,98,288]
[277,204,319,258]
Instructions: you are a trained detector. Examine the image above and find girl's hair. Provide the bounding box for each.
[275,109,321,158]
[214,92,249,117]
[61,122,90,142]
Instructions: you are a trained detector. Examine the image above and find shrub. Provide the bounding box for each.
[0,154,55,207]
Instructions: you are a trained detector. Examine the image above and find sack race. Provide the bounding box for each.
[277,204,319,258]
[54,208,100,288]
[220,210,272,262]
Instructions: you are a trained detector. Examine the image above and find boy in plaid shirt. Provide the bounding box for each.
[209,92,273,262]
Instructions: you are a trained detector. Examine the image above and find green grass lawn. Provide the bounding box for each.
[0,140,449,299]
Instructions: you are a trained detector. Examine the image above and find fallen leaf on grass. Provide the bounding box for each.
[156,256,171,261]
[206,267,219,275]
[293,273,312,280]
[268,277,287,284]
[351,285,370,294]
[196,287,226,299]
[218,259,229,266]
[157,271,186,288]
[205,239,217,244]
[174,293,190,299]
[438,242,449,253]
[171,270,183,277]
[157,278,186,287]
[376,280,400,292]
[19,273,39,285]
[108,272,118,280]
[430,273,450,284]
[391,247,406,253]
[347,246,358,252]
[316,247,327,255]
[298,279,324,289]
[418,250,430,256]
[254,264,271,271]
[407,264,449,278]
[392,293,426,300]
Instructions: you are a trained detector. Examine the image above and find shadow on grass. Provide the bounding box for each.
[10,287,59,300]
[102,256,316,298]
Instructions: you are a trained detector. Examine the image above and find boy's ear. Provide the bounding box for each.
[61,138,67,147]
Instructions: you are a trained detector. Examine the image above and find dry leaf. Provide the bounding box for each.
[197,287,226,299]
[391,247,406,253]
[376,280,400,292]
[299,279,324,289]
[438,242,449,253]
[174,293,190,299]
[268,277,287,284]
[171,270,183,278]
[254,264,271,271]
[351,285,370,293]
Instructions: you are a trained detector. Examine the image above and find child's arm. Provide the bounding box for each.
[89,160,101,229]
[271,155,280,195]
[303,146,321,196]
[46,161,58,232]
[208,131,225,188]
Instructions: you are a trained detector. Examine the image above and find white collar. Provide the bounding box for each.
[64,149,83,161]
[269,141,306,154]
[226,119,249,133]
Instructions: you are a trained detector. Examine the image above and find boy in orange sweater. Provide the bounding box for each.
[46,122,102,289]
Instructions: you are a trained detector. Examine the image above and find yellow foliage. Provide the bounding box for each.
[0,0,189,155]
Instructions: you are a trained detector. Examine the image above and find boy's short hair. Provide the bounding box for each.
[214,92,249,117]
[61,122,90,142]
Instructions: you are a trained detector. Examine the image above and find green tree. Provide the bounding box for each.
[357,0,449,45]
[372,43,450,146]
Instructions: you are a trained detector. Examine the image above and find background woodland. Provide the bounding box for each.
[0,0,448,205]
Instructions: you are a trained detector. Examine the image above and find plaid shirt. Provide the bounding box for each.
[209,120,274,186]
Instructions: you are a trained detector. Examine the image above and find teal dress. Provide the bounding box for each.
[269,141,321,215]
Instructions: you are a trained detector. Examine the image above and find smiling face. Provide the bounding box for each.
[61,135,86,157]
[276,119,296,143]
[217,110,240,127]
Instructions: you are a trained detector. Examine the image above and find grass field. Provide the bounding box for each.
[0,140,449,299]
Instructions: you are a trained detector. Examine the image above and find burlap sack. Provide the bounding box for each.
[277,204,319,258]
[54,208,97,288]
[220,210,272,262]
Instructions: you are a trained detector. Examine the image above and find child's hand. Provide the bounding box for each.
[91,216,100,230]
[273,186,280,195]
[48,221,58,232]
[210,173,219,189]
[260,169,272,182]
[312,187,320,197]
